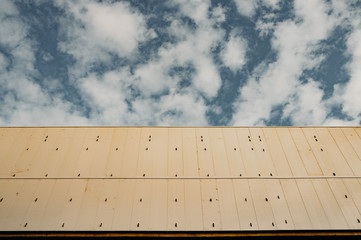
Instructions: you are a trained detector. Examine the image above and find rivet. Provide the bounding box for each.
[175,223,177,227]
[175,174,178,177]
[86,148,88,151]
[201,136,203,138]
[44,139,47,142]
[46,136,48,138]
[97,136,99,138]
[116,147,118,150]
[175,147,177,151]
[26,148,29,151]
[201,139,203,142]
[258,174,261,176]
[262,148,265,152]
[358,219,360,223]
[175,198,177,202]
[258,136,261,138]
[209,198,212,202]
[149,139,151,141]
[285,219,288,224]
[0,198,3,202]
[56,148,58,151]
[245,198,247,202]
[250,222,252,227]
[99,223,102,227]
[345,195,348,199]
[45,174,48,177]
[248,136,250,138]
[239,173,242,177]
[333,173,336,176]
[207,174,209,177]
[265,197,268,202]
[212,223,215,227]
[62,223,65,227]
[69,198,72,202]
[12,174,15,177]
[315,139,318,141]
[272,222,275,227]
[320,148,323,151]
[78,173,80,177]
[234,148,236,151]
[314,135,316,138]
[204,148,206,151]
[105,198,107,202]
[140,198,142,202]
[137,223,140,227]
[145,147,148,150]
[96,139,98,141]
[251,148,254,151]
[24,223,27,227]
[110,173,113,177]
[143,173,145,177]
[149,135,151,138]
[249,139,251,142]
[277,195,280,199]
[270,173,273,176]
[260,139,262,142]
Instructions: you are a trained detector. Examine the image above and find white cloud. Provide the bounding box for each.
[221,32,247,73]
[283,79,327,125]
[234,0,258,17]
[232,0,338,125]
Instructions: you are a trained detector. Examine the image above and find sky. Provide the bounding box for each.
[0,0,361,126]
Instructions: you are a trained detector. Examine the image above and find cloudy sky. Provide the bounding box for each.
[1,0,361,126]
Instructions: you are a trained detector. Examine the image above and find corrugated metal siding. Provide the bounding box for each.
[0,127,361,231]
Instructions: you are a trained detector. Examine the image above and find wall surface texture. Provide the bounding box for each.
[0,127,361,232]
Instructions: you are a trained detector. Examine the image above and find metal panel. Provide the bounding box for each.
[1,127,361,233]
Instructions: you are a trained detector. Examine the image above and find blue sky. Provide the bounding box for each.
[0,0,361,126]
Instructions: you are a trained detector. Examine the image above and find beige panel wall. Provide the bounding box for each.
[0,127,361,232]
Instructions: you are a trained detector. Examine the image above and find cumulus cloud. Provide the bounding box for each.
[221,32,247,73]
[232,0,338,125]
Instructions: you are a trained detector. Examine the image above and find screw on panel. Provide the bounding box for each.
[250,222,252,227]
[262,149,265,152]
[110,174,113,177]
[149,135,151,138]
[56,148,58,151]
[315,139,318,142]
[143,173,146,177]
[175,223,177,227]
[44,139,47,142]
[175,198,178,202]
[96,139,98,142]
[26,148,29,151]
[265,197,268,202]
[258,174,261,176]
[24,223,27,227]
[116,148,118,150]
[149,139,151,142]
[175,174,178,177]
[251,148,254,151]
[234,148,237,151]
[46,136,48,138]
[105,198,108,202]
[249,139,251,142]
[0,198,3,202]
[358,219,360,223]
[212,223,215,227]
[45,174,48,177]
[320,148,323,151]
[239,173,242,177]
[270,173,273,176]
[78,173,80,177]
[99,223,102,227]
[145,147,148,150]
[272,222,275,227]
[314,136,316,138]
[244,198,247,202]
[137,223,140,227]
[345,195,348,199]
[207,174,209,177]
[285,220,288,224]
[248,136,250,138]
[97,136,99,138]
[175,147,177,151]
[277,195,280,199]
[209,198,212,202]
[62,223,65,227]
[140,198,142,202]
[12,174,15,177]
[201,139,203,142]
[333,173,336,176]
[204,148,207,151]
[69,198,72,202]
[86,148,88,151]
